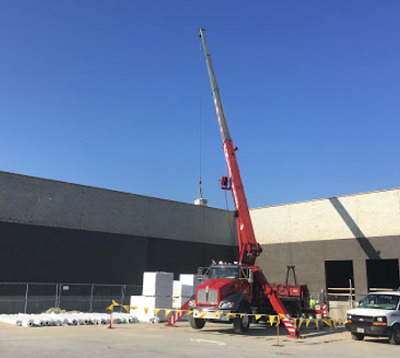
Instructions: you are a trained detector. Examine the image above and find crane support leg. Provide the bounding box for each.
[253,267,302,338]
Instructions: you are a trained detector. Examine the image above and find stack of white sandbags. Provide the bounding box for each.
[0,312,137,327]
[130,272,173,322]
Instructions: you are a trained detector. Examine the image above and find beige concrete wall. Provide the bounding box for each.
[251,188,400,244]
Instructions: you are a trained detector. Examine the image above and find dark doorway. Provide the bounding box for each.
[366,259,400,292]
[325,260,355,301]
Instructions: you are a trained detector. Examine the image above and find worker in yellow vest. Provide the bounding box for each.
[309,296,316,310]
[308,295,316,318]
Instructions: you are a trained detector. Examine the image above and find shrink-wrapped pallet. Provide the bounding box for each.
[179,274,200,289]
[142,272,173,297]
[130,295,172,322]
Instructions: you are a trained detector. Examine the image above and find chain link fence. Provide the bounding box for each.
[2,283,387,318]
[0,282,142,314]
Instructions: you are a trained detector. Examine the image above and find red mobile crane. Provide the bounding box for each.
[188,29,302,337]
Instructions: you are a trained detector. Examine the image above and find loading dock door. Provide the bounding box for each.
[366,259,399,292]
[325,260,355,301]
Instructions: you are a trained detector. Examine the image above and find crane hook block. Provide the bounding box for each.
[220,175,232,190]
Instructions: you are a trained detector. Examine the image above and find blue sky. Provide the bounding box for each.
[1,0,399,210]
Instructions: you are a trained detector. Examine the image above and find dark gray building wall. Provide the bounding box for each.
[0,171,237,286]
[3,170,399,306]
[0,221,236,285]
[258,235,400,298]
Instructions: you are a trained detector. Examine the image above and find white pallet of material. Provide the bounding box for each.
[173,280,180,297]
[179,274,200,289]
[172,296,191,309]
[142,272,173,297]
[130,295,172,322]
[173,281,194,298]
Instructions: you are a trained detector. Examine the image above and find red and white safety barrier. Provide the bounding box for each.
[322,301,328,318]
[280,314,297,336]
[165,299,190,327]
[302,300,329,318]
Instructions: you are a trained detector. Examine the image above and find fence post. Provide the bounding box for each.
[120,285,126,313]
[24,283,29,314]
[57,283,62,309]
[349,279,353,308]
[89,284,94,312]
[54,283,57,308]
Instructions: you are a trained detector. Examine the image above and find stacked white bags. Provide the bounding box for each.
[0,312,137,327]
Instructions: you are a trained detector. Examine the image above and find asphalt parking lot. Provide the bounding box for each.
[0,321,399,358]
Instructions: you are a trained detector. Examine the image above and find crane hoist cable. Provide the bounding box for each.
[196,177,205,200]
[196,37,205,202]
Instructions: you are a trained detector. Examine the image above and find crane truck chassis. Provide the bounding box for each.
[190,29,306,338]
[189,264,308,334]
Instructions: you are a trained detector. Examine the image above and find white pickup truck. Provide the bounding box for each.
[346,291,400,345]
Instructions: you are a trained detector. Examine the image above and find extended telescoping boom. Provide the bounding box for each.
[199,28,260,266]
[199,28,301,338]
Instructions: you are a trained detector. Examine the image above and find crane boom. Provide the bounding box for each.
[199,28,261,265]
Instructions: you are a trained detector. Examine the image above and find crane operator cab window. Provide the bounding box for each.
[210,265,241,279]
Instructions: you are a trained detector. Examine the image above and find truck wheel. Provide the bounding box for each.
[233,312,250,334]
[189,315,206,329]
[351,332,364,341]
[389,325,400,345]
[288,302,301,318]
